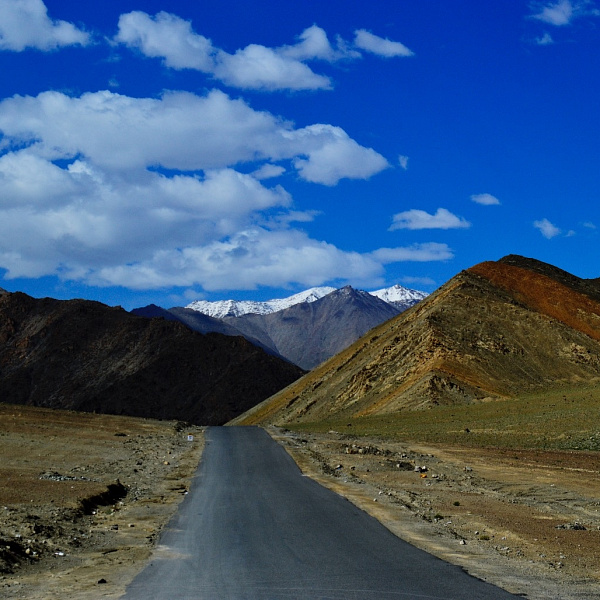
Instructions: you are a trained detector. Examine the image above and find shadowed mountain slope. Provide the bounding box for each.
[233,256,600,426]
[0,292,304,425]
[131,304,283,359]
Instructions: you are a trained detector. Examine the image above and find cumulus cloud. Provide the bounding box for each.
[534,218,561,238]
[0,0,89,51]
[90,228,385,291]
[212,43,332,91]
[291,125,389,185]
[278,24,357,61]
[470,193,500,205]
[87,230,453,292]
[115,11,412,91]
[0,88,420,291]
[0,89,387,183]
[354,29,414,57]
[115,12,333,90]
[114,10,215,70]
[530,0,599,25]
[398,155,409,170]
[389,208,471,231]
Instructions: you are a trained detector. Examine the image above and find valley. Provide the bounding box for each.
[1,255,600,598]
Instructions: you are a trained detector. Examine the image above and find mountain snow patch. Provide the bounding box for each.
[186,284,427,318]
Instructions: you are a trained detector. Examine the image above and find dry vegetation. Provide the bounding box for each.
[0,403,203,599]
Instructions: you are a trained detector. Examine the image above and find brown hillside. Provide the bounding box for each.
[233,256,600,426]
[0,291,304,425]
[470,261,600,342]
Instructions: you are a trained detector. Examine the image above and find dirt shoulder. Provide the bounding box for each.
[0,404,204,599]
[268,427,600,600]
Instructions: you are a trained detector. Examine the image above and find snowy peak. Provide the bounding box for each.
[370,284,428,309]
[186,283,427,318]
[186,287,336,318]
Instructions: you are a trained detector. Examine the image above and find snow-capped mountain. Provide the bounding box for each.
[370,284,429,309]
[186,287,336,318]
[186,284,427,318]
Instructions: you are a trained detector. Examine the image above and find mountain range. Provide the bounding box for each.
[134,283,427,370]
[233,255,600,426]
[186,284,427,317]
[0,290,303,425]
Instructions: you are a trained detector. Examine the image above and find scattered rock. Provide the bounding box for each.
[555,522,587,530]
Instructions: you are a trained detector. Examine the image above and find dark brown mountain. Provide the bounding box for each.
[132,304,290,360]
[234,256,600,426]
[0,290,304,425]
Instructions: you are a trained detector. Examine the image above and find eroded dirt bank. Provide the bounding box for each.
[0,404,204,599]
[269,427,600,600]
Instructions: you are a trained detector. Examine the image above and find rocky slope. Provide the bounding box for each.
[234,255,600,425]
[0,290,303,425]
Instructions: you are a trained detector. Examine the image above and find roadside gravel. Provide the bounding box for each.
[0,404,204,599]
[269,427,600,600]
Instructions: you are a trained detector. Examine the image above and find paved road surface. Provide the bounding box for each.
[122,427,519,599]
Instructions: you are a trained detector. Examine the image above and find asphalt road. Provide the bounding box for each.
[122,426,519,599]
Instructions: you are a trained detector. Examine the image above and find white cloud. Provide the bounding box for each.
[115,11,215,70]
[0,88,398,291]
[0,90,387,183]
[371,243,453,263]
[354,29,414,57]
[389,208,471,230]
[534,218,561,238]
[0,0,90,51]
[291,124,389,185]
[278,24,354,61]
[213,44,332,91]
[252,164,286,180]
[398,155,409,170]
[530,0,599,25]
[88,228,451,292]
[115,12,412,91]
[532,0,575,25]
[115,12,332,91]
[536,32,555,44]
[470,193,500,205]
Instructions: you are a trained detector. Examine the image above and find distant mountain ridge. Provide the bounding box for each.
[186,287,336,318]
[185,283,426,318]
[137,283,428,370]
[233,255,600,426]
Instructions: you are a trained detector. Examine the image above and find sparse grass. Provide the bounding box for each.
[287,383,600,451]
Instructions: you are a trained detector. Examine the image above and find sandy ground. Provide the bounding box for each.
[269,427,600,600]
[0,405,204,599]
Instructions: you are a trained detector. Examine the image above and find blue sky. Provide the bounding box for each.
[0,0,599,309]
